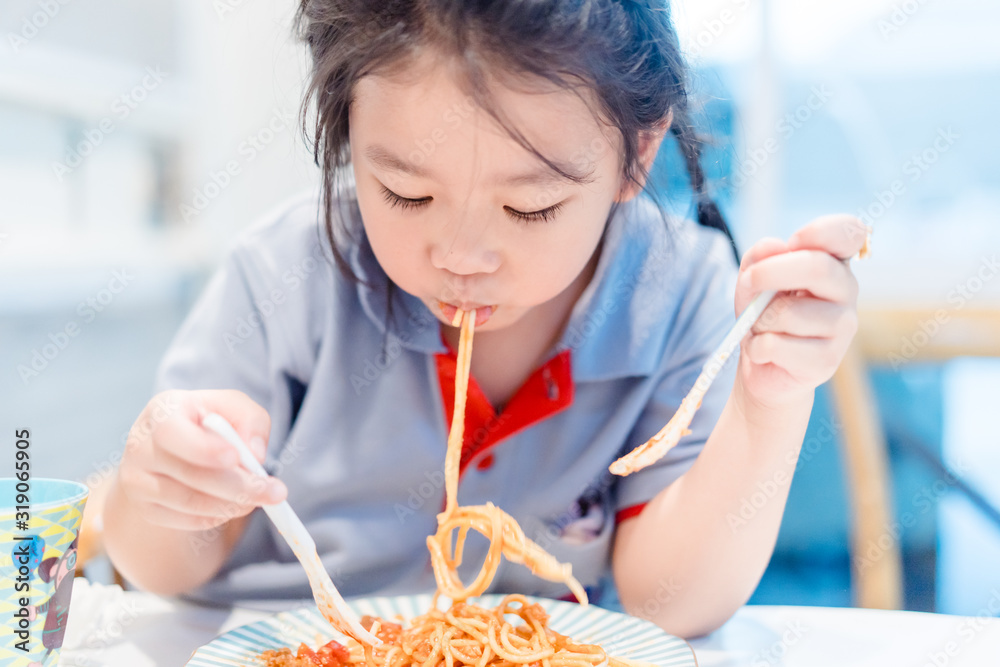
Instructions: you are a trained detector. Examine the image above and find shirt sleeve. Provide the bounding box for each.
[614,228,739,514]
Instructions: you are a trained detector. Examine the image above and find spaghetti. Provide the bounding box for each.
[258,309,598,667]
[259,595,611,667]
[607,393,700,477]
[428,311,587,605]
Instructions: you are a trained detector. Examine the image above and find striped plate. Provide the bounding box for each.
[186,594,696,667]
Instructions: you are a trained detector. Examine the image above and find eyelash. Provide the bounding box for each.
[379,185,564,224]
[504,202,564,224]
[380,186,430,211]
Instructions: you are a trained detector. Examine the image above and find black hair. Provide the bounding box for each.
[294,0,739,286]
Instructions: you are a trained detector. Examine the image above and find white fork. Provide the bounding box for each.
[610,231,872,476]
[201,413,380,646]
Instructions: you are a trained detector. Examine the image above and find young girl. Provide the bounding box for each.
[102,0,865,638]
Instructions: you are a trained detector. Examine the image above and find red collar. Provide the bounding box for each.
[435,343,573,476]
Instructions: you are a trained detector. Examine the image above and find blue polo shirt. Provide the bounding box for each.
[154,185,738,605]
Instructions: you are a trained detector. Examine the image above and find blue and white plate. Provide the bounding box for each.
[186,594,697,666]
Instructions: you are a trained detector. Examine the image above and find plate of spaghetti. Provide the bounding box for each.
[186,309,695,667]
[185,592,697,667]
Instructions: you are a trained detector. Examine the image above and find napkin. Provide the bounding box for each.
[60,578,174,666]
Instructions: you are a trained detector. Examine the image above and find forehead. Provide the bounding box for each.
[350,50,619,179]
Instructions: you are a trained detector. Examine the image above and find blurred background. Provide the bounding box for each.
[1,0,998,616]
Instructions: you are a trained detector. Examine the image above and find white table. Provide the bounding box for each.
[60,579,1000,666]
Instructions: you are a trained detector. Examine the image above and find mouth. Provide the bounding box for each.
[437,301,496,327]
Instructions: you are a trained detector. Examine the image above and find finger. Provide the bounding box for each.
[193,389,272,462]
[746,250,858,304]
[142,500,239,532]
[155,414,240,470]
[744,332,841,378]
[740,237,788,270]
[151,448,286,505]
[146,472,259,519]
[127,392,188,451]
[787,214,869,260]
[752,295,857,339]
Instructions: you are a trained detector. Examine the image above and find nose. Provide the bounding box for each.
[429,222,501,276]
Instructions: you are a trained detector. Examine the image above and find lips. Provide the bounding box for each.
[437,301,495,326]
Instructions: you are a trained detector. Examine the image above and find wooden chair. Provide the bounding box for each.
[828,307,1000,609]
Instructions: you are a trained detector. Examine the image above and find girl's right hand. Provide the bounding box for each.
[114,389,288,532]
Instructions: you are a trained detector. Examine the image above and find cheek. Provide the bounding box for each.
[508,212,605,293]
[354,172,428,267]
[361,210,429,287]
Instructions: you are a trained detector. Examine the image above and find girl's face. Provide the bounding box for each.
[349,51,626,332]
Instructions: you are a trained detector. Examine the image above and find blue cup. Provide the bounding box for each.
[0,478,89,666]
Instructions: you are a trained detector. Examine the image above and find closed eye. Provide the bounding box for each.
[504,201,565,224]
[381,183,564,223]
[381,185,431,210]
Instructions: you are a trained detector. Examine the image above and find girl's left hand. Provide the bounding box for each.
[733,214,869,412]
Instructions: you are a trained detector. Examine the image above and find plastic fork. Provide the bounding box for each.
[201,412,380,646]
[610,229,872,476]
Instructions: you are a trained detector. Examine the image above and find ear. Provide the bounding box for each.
[615,110,673,203]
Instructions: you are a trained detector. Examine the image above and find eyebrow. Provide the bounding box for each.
[365,145,430,178]
[363,144,596,187]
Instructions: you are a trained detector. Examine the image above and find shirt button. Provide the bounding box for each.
[476,454,495,471]
[543,367,559,400]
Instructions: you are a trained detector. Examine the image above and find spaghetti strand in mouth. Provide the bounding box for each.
[438,302,495,327]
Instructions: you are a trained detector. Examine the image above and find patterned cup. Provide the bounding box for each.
[0,478,89,667]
